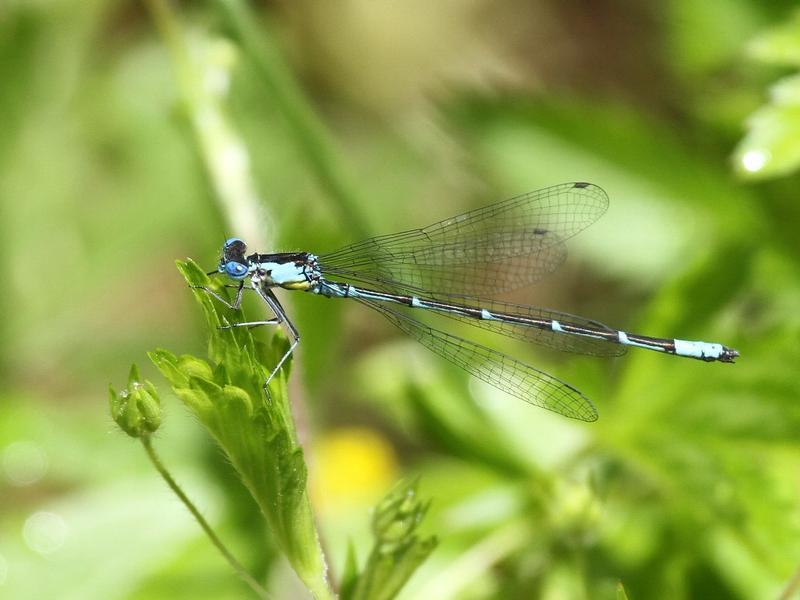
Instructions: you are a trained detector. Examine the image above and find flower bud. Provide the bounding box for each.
[372,480,427,546]
[109,364,162,437]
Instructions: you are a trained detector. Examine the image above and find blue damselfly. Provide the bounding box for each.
[198,182,738,422]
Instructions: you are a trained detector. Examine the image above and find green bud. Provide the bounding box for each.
[352,479,437,600]
[110,364,162,438]
[372,479,427,546]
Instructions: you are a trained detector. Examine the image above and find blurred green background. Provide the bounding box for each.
[2,1,800,598]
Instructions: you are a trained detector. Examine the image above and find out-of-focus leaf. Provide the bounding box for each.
[598,239,800,595]
[406,383,532,479]
[666,0,764,76]
[733,86,800,178]
[747,10,800,65]
[734,11,800,179]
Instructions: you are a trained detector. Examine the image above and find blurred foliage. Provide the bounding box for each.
[1,1,800,599]
[734,9,800,179]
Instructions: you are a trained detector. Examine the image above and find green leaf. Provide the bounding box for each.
[149,260,333,599]
[617,580,631,600]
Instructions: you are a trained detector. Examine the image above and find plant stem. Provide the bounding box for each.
[143,0,270,247]
[140,435,271,600]
[214,0,371,237]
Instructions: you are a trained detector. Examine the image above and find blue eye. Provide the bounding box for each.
[224,261,249,279]
[224,237,244,248]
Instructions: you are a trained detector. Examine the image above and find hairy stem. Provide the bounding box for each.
[141,435,271,600]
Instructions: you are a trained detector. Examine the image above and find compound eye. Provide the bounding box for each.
[224,261,249,280]
[223,237,247,260]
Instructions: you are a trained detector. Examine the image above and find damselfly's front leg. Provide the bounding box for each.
[190,280,247,310]
[193,281,278,330]
[199,282,281,330]
[197,278,299,398]
[218,317,281,329]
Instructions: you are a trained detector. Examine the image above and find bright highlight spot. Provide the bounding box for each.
[741,149,769,172]
[23,512,68,555]
[203,39,237,97]
[204,67,230,97]
[220,141,250,174]
[2,441,48,486]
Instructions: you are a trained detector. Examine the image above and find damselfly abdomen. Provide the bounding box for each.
[198,182,738,422]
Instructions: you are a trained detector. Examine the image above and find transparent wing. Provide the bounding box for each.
[436,299,627,357]
[359,298,599,422]
[319,182,608,298]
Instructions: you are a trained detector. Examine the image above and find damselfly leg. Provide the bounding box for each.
[192,282,277,329]
[195,277,300,398]
[220,318,281,329]
[254,287,300,390]
[190,280,246,310]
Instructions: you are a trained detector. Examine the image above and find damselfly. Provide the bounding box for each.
[198,182,738,422]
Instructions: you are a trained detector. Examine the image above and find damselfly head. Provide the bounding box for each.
[218,238,249,280]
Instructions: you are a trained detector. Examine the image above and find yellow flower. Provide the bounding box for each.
[311,427,398,513]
